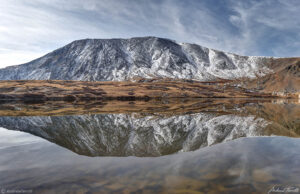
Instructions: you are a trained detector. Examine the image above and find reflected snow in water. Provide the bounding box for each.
[0,99,299,193]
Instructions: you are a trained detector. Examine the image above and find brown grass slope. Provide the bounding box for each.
[0,80,280,102]
[245,58,300,94]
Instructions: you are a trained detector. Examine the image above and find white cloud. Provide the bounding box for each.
[0,50,45,67]
[0,0,299,68]
[228,0,300,56]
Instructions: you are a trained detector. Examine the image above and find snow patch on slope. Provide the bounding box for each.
[0,37,273,82]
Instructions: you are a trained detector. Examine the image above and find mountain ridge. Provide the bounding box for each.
[0,36,273,82]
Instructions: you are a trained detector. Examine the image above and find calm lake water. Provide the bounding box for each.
[0,99,299,193]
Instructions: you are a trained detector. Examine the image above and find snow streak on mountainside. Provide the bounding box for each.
[0,37,272,81]
[0,113,269,156]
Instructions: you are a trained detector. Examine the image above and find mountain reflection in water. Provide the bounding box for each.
[0,99,299,193]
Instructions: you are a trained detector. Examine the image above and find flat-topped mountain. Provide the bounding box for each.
[0,36,299,95]
[0,37,272,81]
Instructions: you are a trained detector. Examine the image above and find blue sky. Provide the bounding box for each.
[0,0,300,68]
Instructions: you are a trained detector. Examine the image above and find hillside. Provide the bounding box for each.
[244,58,300,94]
[0,37,271,81]
[0,37,298,95]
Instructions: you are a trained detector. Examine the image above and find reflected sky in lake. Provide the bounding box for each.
[0,99,299,193]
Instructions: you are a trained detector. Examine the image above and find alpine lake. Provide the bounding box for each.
[0,98,299,194]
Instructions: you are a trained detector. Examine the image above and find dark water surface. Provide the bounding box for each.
[0,99,299,193]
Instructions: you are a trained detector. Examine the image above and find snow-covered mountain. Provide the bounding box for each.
[0,37,272,81]
[0,113,269,156]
